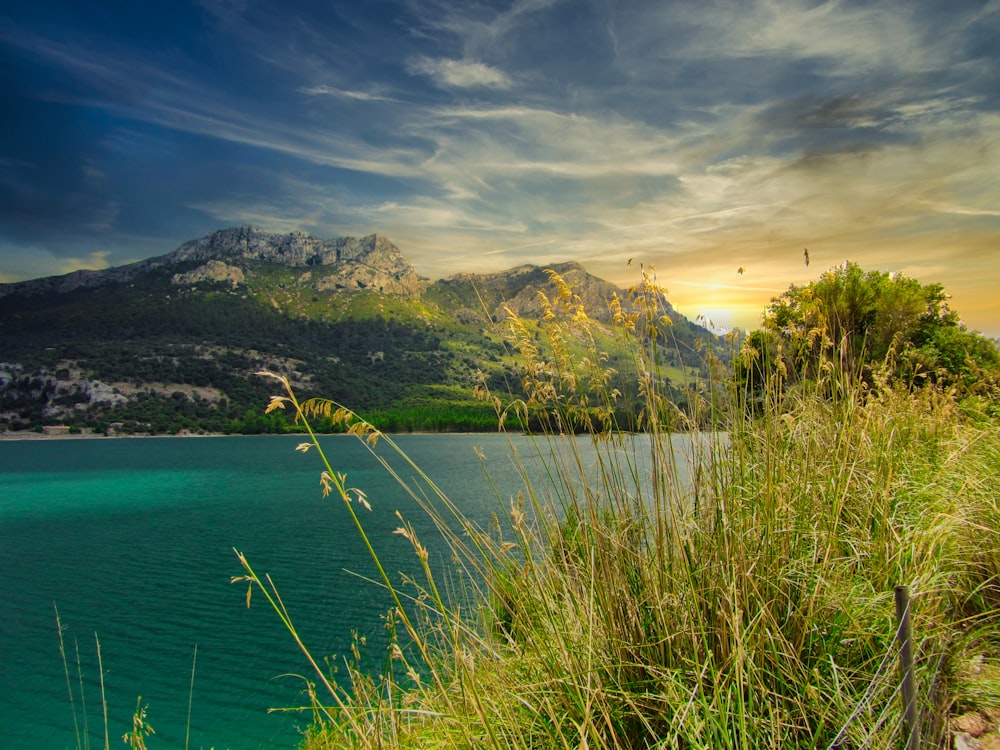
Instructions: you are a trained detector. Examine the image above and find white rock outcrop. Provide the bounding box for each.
[171,260,246,287]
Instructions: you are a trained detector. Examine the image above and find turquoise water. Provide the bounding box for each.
[0,434,546,749]
[0,432,690,749]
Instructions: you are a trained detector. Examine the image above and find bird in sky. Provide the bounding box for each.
[803,248,810,267]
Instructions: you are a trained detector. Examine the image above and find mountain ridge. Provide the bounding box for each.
[0,226,429,299]
[0,227,679,324]
[0,227,723,434]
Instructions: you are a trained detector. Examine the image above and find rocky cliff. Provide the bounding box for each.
[171,260,246,287]
[0,227,429,298]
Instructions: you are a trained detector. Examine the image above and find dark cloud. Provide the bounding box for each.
[752,93,912,156]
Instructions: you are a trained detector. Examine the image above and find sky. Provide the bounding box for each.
[1,0,999,335]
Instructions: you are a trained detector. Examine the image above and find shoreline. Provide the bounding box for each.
[0,429,503,441]
[0,430,228,441]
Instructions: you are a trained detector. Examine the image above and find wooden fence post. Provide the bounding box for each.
[895,585,920,750]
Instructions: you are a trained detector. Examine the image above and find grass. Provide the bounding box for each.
[231,267,1000,750]
[56,604,202,750]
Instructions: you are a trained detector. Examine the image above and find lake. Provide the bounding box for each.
[3,432,679,749]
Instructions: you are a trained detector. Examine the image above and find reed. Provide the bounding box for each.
[242,268,999,749]
[54,613,202,749]
[54,607,114,750]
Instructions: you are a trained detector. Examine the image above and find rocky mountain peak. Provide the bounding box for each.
[0,227,428,298]
[439,261,632,324]
[169,226,406,267]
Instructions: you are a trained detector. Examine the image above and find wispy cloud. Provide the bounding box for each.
[298,85,401,102]
[406,0,562,58]
[0,243,112,283]
[58,250,112,274]
[405,56,512,88]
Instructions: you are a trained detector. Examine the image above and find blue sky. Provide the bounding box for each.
[2,0,999,334]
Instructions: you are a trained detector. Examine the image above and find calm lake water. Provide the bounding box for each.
[0,432,691,749]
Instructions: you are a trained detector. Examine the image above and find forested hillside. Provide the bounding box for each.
[0,228,724,435]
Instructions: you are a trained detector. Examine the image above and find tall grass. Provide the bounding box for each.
[55,607,201,750]
[244,269,999,749]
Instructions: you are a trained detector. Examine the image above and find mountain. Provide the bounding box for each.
[0,227,428,299]
[0,227,724,435]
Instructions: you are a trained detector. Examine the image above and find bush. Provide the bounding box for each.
[747,261,1000,397]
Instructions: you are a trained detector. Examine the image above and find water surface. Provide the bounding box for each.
[0,432,694,749]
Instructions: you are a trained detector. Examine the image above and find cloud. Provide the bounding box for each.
[405,56,512,88]
[925,202,1000,218]
[405,0,562,58]
[407,104,688,187]
[0,243,112,283]
[297,85,400,102]
[57,250,112,274]
[624,0,967,80]
[85,201,121,232]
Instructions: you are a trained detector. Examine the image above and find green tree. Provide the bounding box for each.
[745,261,999,396]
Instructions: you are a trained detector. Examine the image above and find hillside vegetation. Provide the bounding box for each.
[0,228,722,435]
